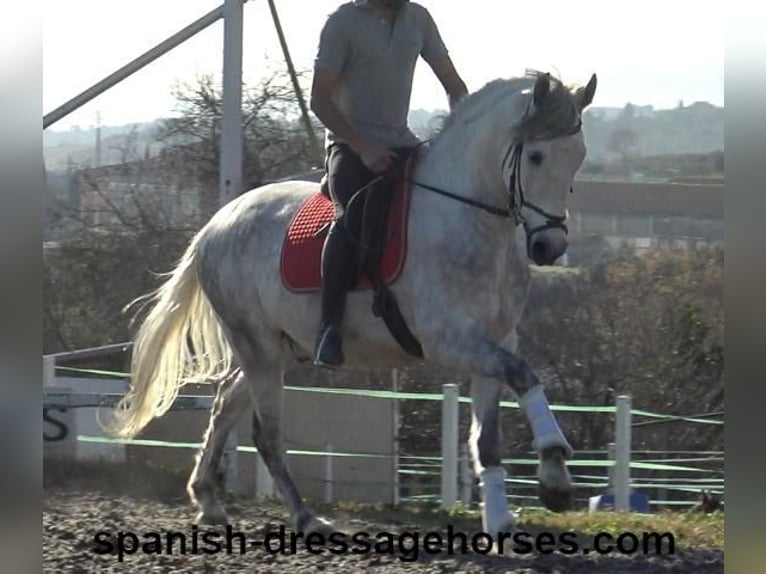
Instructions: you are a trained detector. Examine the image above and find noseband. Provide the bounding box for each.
[502,141,570,251]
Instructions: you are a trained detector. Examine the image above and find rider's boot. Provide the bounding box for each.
[313,221,355,368]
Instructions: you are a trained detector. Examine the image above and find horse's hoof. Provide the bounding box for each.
[501,514,517,531]
[482,510,518,536]
[538,486,573,513]
[479,515,517,555]
[194,511,229,526]
[303,516,337,537]
[493,515,517,536]
[538,447,573,512]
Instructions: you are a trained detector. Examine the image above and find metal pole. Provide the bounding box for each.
[220,0,244,206]
[607,441,616,491]
[43,356,56,388]
[614,395,632,512]
[459,443,473,506]
[657,424,669,508]
[441,383,459,510]
[324,443,334,504]
[43,4,228,129]
[266,0,322,165]
[43,342,132,362]
[392,369,400,506]
[223,428,240,493]
[255,452,274,497]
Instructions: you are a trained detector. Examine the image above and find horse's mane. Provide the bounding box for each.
[430,70,582,146]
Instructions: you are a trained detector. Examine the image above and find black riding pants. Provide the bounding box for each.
[325,142,410,227]
[321,143,409,296]
[326,143,376,241]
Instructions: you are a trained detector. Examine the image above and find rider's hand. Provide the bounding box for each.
[356,141,396,174]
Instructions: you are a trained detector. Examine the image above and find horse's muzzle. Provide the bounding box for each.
[529,234,568,266]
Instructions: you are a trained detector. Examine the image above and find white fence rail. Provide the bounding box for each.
[43,355,723,510]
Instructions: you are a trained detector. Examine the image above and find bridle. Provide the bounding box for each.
[411,122,581,250]
[344,121,581,255]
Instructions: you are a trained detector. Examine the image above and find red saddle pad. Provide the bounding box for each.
[280,162,414,293]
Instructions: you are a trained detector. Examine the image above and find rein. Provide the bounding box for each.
[344,122,579,249]
[410,123,582,247]
[411,141,571,233]
[410,180,512,218]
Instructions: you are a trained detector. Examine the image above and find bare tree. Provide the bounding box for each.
[518,247,724,452]
[44,71,320,354]
[154,72,319,220]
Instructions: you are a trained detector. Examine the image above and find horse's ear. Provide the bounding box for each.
[575,73,597,111]
[533,73,551,107]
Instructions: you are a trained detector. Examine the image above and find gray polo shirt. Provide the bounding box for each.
[314,0,449,149]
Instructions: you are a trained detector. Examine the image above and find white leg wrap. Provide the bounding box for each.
[519,385,573,459]
[479,467,517,534]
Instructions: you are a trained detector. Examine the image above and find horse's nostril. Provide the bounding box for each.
[530,238,567,265]
[531,241,548,264]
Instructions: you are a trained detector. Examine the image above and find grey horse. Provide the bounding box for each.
[108,70,597,537]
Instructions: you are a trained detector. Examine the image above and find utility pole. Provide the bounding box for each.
[267,0,322,166]
[95,111,102,167]
[219,0,244,207]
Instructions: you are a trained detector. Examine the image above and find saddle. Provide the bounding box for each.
[280,152,423,358]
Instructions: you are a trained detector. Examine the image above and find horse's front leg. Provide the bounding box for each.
[430,327,574,520]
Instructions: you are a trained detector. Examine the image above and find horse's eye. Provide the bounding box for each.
[528,151,543,166]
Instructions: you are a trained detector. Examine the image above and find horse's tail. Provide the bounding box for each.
[106,233,232,439]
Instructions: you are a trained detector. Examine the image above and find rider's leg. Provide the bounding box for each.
[314,219,356,367]
[313,143,375,368]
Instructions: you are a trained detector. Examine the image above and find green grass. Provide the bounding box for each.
[310,500,723,550]
[514,507,723,549]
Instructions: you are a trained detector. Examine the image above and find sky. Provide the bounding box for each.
[43,0,724,131]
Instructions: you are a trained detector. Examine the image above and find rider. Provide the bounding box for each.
[310,0,468,368]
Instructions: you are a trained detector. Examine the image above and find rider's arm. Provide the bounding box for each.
[310,68,395,173]
[309,67,365,154]
[419,8,468,111]
[428,55,468,111]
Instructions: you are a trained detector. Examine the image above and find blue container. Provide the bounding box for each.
[588,491,651,513]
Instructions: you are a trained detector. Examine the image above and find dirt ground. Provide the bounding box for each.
[43,487,723,573]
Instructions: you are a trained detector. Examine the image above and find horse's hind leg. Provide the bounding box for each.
[229,329,336,535]
[247,368,336,536]
[468,376,517,535]
[188,367,251,525]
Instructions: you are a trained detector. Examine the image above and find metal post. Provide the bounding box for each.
[255,452,274,497]
[614,395,632,512]
[607,441,616,491]
[44,342,132,362]
[324,443,334,504]
[220,0,244,206]
[657,424,669,507]
[266,0,322,165]
[43,4,228,129]
[441,383,459,510]
[459,443,473,506]
[43,356,56,388]
[392,369,400,506]
[223,428,240,493]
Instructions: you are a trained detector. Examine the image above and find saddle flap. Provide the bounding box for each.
[280,156,415,293]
